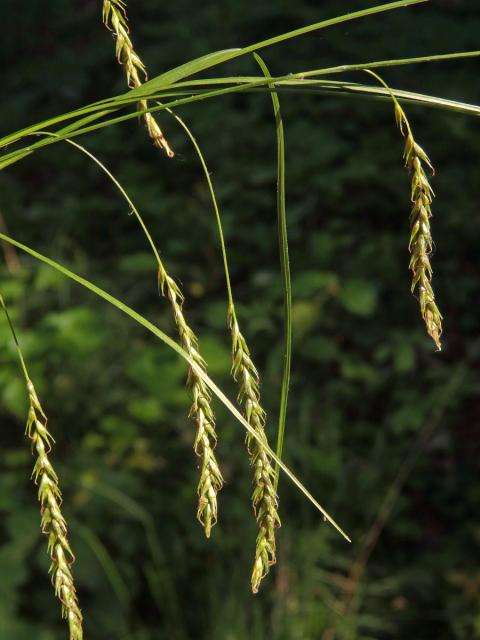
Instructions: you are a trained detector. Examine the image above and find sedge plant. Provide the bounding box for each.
[2,0,480,635]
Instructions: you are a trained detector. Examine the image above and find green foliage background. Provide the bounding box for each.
[1,1,480,638]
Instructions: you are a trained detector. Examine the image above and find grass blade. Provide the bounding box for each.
[3,70,480,173]
[130,0,427,97]
[0,231,350,542]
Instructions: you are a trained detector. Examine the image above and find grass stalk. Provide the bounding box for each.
[253,55,292,493]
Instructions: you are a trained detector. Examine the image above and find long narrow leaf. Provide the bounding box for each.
[4,72,480,173]
[130,0,427,98]
[0,231,350,542]
[169,50,480,90]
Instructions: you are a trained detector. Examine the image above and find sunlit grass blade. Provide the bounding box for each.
[3,70,480,173]
[3,43,479,153]
[169,50,480,90]
[0,231,350,542]
[129,0,427,98]
[2,46,479,158]
[0,0,430,153]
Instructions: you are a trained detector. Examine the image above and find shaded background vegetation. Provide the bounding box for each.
[1,1,480,638]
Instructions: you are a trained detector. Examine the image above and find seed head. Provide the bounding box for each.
[158,266,223,536]
[228,305,280,592]
[26,381,83,640]
[102,0,174,157]
[395,104,443,350]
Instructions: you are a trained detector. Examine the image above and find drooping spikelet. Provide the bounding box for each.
[394,102,443,350]
[228,304,280,593]
[26,380,83,640]
[158,266,223,537]
[102,0,174,157]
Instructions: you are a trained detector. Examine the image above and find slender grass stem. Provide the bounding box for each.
[254,55,291,492]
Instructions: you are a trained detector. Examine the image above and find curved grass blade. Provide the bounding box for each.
[0,231,350,542]
[170,50,480,90]
[130,0,427,98]
[2,45,480,158]
[3,70,480,173]
[0,0,430,153]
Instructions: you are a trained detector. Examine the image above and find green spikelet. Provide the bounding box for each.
[158,267,223,537]
[102,0,174,157]
[394,102,443,350]
[27,381,83,640]
[228,305,280,592]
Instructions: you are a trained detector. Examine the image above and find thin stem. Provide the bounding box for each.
[166,109,234,306]
[254,54,292,491]
[0,293,29,382]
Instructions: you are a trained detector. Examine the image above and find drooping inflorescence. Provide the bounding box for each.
[228,305,280,592]
[26,380,83,640]
[158,267,223,537]
[102,0,174,157]
[365,69,443,351]
[394,101,443,350]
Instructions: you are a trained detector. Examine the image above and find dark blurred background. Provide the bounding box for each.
[1,1,480,638]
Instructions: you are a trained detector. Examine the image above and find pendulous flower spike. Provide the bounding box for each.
[382,85,443,351]
[26,380,83,640]
[227,304,280,593]
[102,0,174,157]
